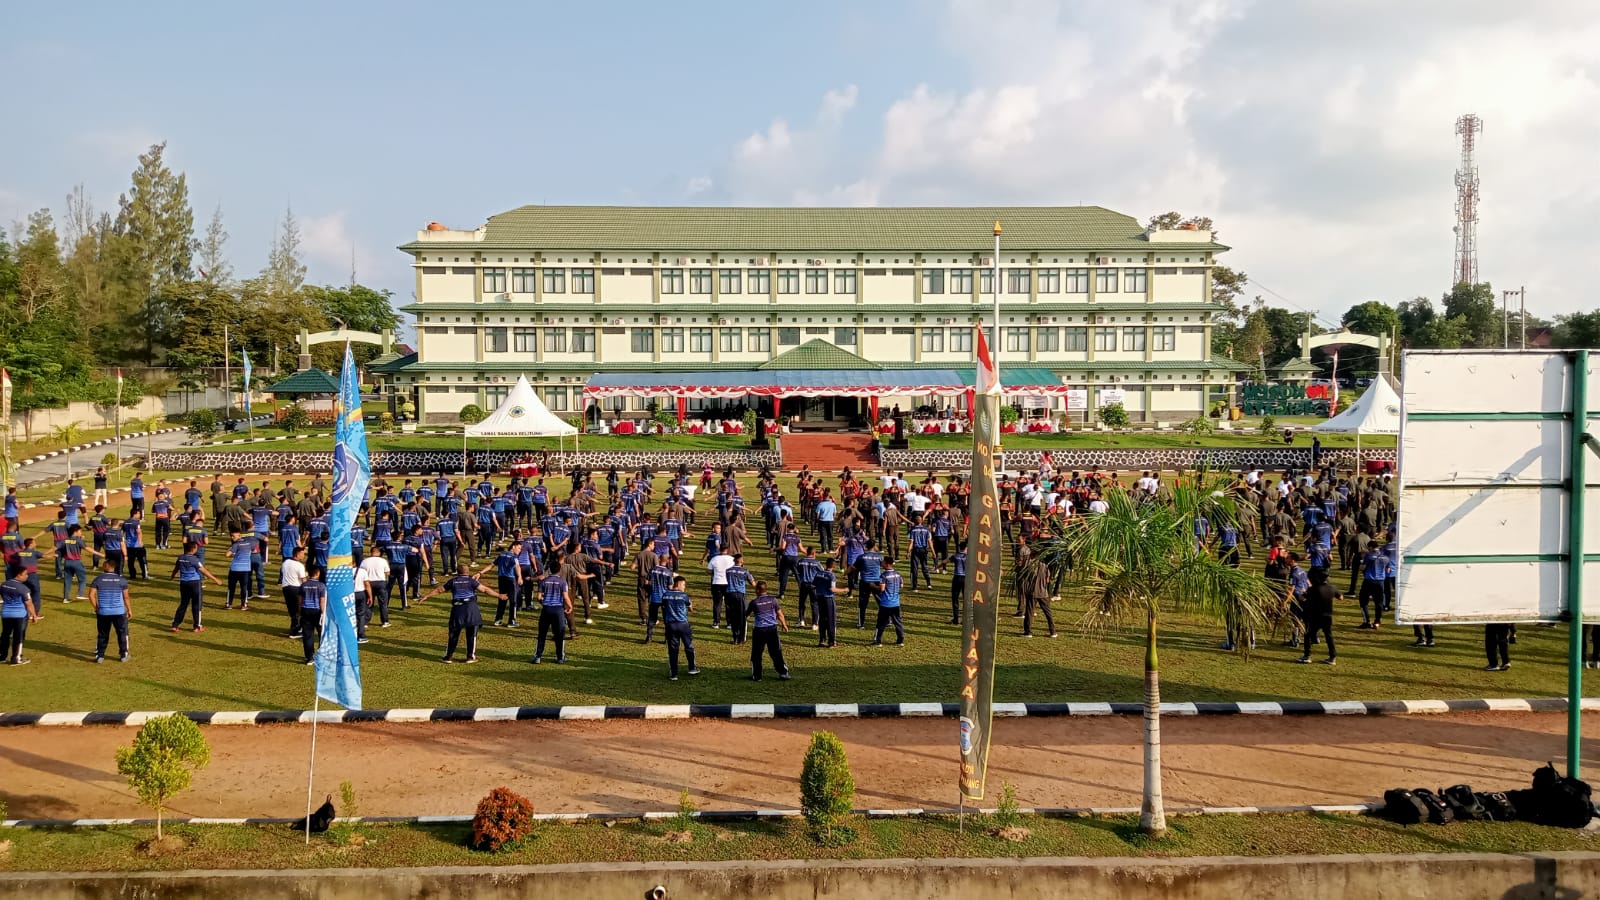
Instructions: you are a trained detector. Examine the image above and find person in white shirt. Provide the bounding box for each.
[1088,496,1109,515]
[279,546,308,639]
[707,551,735,629]
[905,492,929,516]
[927,481,944,499]
[1245,469,1261,487]
[358,547,394,628]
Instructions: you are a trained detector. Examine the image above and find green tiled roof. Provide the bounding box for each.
[1269,358,1318,375]
[267,368,339,395]
[369,351,418,374]
[758,339,881,370]
[400,206,1227,253]
[955,366,1062,388]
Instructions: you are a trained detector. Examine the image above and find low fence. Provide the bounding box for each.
[149,446,784,475]
[879,446,1398,472]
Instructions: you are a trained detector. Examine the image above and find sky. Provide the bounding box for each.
[4,1,1598,331]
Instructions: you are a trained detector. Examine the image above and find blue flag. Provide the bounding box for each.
[316,346,367,709]
[241,350,252,419]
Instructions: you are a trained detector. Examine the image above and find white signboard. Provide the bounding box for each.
[1022,395,1048,410]
[1397,350,1600,623]
[1066,388,1088,411]
[1098,388,1126,406]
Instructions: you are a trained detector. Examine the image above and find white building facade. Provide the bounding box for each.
[393,206,1240,424]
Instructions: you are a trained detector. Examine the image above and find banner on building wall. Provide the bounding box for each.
[958,395,1002,801]
[1099,387,1126,406]
[1066,388,1088,411]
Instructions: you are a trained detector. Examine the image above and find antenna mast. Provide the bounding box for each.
[1453,114,1482,286]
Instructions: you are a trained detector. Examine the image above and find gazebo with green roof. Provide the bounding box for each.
[266,368,340,397]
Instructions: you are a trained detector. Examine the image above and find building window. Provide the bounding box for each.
[1037,269,1060,293]
[777,269,800,294]
[719,328,743,352]
[544,388,567,411]
[511,268,537,293]
[631,328,654,354]
[571,268,595,294]
[1122,327,1146,352]
[482,268,507,294]
[748,269,771,294]
[834,270,857,295]
[950,269,973,294]
[922,269,944,295]
[1096,269,1118,293]
[485,386,509,406]
[1064,327,1088,351]
[543,268,566,294]
[484,327,508,353]
[690,328,713,353]
[661,328,685,353]
[979,270,995,295]
[1036,327,1060,352]
[778,326,801,345]
[513,328,537,352]
[1124,268,1148,293]
[1004,327,1030,353]
[689,269,712,294]
[572,328,595,352]
[834,326,856,346]
[660,268,684,294]
[805,269,828,293]
[950,328,973,353]
[1007,268,1031,295]
[719,269,741,294]
[921,328,945,353]
[747,328,770,353]
[1065,269,1089,293]
[1094,327,1117,351]
[1153,326,1176,351]
[544,328,567,353]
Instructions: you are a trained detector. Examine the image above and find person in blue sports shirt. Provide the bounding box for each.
[795,546,821,629]
[128,471,145,516]
[814,492,837,549]
[852,539,885,629]
[1,569,41,665]
[1286,551,1312,650]
[906,517,932,591]
[723,553,752,645]
[745,579,790,681]
[436,514,459,574]
[643,558,675,644]
[383,537,410,608]
[170,540,221,632]
[182,511,209,565]
[659,574,699,681]
[422,561,493,664]
[151,494,173,549]
[296,567,328,664]
[1358,542,1391,631]
[775,523,801,599]
[57,525,90,602]
[403,526,427,602]
[224,528,256,610]
[812,557,839,649]
[100,516,126,575]
[531,559,572,665]
[88,558,132,663]
[475,502,497,556]
[250,502,272,598]
[871,558,905,646]
[2,487,17,533]
[278,512,302,563]
[38,512,68,581]
[492,540,523,628]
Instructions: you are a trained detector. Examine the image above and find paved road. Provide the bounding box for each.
[13,428,195,490]
[3,711,1591,820]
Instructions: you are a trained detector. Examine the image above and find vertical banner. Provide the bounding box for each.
[317,345,367,709]
[0,368,11,488]
[242,351,253,419]
[959,331,1002,801]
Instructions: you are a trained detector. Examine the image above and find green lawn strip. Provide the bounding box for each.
[174,433,750,453]
[7,423,178,459]
[3,813,1597,872]
[911,432,1394,450]
[0,474,1566,713]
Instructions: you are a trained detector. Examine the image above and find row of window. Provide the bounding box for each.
[473,266,1172,296]
[475,325,1180,355]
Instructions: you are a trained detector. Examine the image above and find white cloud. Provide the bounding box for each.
[708,1,1600,319]
[299,211,372,285]
[76,127,162,165]
[685,175,714,197]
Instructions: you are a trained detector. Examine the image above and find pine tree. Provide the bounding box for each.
[264,206,307,299]
[198,204,233,286]
[115,142,196,362]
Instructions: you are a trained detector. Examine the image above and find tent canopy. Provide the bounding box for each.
[466,374,578,437]
[1312,374,1401,435]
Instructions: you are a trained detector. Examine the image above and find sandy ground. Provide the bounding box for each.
[3,711,1593,820]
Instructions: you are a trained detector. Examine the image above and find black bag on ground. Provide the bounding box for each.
[1412,788,1455,825]
[291,795,337,833]
[1506,788,1540,821]
[1475,791,1517,821]
[1382,788,1429,825]
[1442,784,1487,821]
[1529,762,1594,828]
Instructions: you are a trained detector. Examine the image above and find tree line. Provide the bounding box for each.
[0,142,400,415]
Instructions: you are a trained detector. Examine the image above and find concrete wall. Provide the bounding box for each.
[881,446,1400,472]
[9,389,243,436]
[1,851,1594,899]
[148,446,784,474]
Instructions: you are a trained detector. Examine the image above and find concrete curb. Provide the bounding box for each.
[0,802,1377,829]
[0,696,1582,728]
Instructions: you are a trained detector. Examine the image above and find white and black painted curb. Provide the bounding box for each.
[0,696,1582,728]
[0,802,1377,829]
[13,427,187,470]
[194,428,459,448]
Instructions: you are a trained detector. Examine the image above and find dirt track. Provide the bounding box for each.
[4,711,1593,820]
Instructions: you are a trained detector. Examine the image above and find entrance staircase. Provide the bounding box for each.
[781,431,878,473]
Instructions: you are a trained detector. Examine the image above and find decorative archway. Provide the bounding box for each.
[297,327,396,369]
[1301,328,1393,375]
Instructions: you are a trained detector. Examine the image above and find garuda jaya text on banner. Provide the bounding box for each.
[958,329,1002,801]
[316,345,368,709]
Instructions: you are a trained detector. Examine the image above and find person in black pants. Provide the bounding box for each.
[813,558,839,649]
[724,554,751,645]
[745,580,790,680]
[660,575,698,681]
[298,568,328,664]
[532,568,572,664]
[1484,623,1512,671]
[949,548,966,625]
[422,562,489,663]
[1296,567,1338,665]
[169,541,221,632]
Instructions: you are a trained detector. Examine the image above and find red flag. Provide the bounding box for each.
[116,368,123,386]
[975,328,1000,395]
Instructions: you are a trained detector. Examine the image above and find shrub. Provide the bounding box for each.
[999,404,1021,426]
[992,782,1021,830]
[458,404,486,426]
[742,409,757,434]
[277,404,311,433]
[339,779,358,819]
[101,451,118,466]
[1257,414,1277,436]
[1098,402,1129,428]
[800,731,856,845]
[378,412,395,433]
[187,408,219,440]
[1179,416,1215,440]
[651,406,678,433]
[115,713,211,840]
[670,788,697,832]
[470,786,535,852]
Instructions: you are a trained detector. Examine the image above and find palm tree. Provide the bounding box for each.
[50,421,86,481]
[1033,471,1282,835]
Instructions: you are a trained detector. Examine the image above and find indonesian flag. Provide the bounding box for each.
[116,368,123,386]
[976,328,1000,395]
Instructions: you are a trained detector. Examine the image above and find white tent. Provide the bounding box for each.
[1313,373,1400,470]
[462,374,578,474]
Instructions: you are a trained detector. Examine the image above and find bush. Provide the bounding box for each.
[187,408,219,440]
[999,404,1021,426]
[992,782,1021,830]
[1257,414,1277,436]
[1098,402,1129,428]
[277,404,311,433]
[101,451,118,466]
[670,788,698,832]
[1180,416,1215,440]
[470,786,535,852]
[651,406,678,433]
[459,404,486,426]
[378,412,395,433]
[742,409,757,434]
[115,713,211,840]
[800,730,856,845]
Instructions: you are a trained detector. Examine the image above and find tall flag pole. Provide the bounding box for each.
[305,343,367,842]
[959,222,1004,805]
[242,350,254,438]
[114,369,123,466]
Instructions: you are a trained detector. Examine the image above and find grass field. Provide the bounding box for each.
[0,475,1570,714]
[4,812,1597,872]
